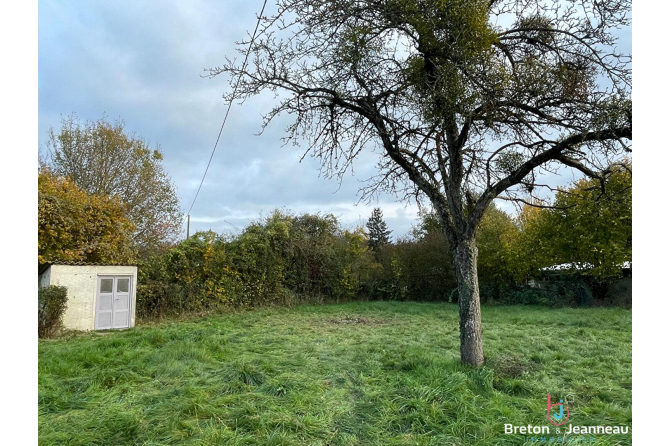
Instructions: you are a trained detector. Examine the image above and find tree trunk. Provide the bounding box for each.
[454,238,484,367]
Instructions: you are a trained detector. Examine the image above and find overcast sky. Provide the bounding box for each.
[38,1,631,239]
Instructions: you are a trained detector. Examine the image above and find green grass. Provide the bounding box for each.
[39,302,632,445]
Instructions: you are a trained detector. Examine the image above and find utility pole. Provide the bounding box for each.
[186,214,190,239]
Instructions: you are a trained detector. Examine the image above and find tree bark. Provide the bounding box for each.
[454,237,484,367]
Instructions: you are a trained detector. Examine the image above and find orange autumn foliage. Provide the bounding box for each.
[38,170,136,264]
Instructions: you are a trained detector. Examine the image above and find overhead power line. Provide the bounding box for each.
[186,0,269,218]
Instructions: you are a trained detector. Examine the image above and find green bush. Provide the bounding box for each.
[135,211,380,319]
[38,285,68,338]
[133,202,629,318]
[392,232,457,301]
[136,231,240,318]
[136,281,188,319]
[494,275,593,307]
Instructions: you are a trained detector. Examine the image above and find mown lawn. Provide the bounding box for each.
[39,302,632,445]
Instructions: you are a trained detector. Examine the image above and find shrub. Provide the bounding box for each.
[494,275,593,307]
[38,170,136,264]
[373,231,457,302]
[136,281,188,319]
[38,285,68,338]
[135,211,381,318]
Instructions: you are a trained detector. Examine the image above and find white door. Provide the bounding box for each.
[96,276,132,329]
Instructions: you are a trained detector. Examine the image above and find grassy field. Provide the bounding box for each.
[39,302,632,445]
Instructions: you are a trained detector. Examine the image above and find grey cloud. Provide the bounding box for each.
[39,0,631,243]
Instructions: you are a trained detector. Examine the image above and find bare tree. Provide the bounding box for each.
[209,0,631,366]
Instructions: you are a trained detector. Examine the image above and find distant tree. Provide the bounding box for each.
[45,114,183,253]
[411,203,521,301]
[38,170,136,264]
[366,207,392,256]
[519,161,632,282]
[475,204,522,295]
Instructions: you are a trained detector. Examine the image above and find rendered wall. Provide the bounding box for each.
[45,265,138,331]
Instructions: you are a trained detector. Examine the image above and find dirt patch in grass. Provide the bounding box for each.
[489,354,537,378]
[327,317,389,325]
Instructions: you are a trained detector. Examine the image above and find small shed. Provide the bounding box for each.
[38,262,138,331]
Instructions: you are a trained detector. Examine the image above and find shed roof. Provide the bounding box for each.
[38,261,138,275]
[540,261,631,272]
